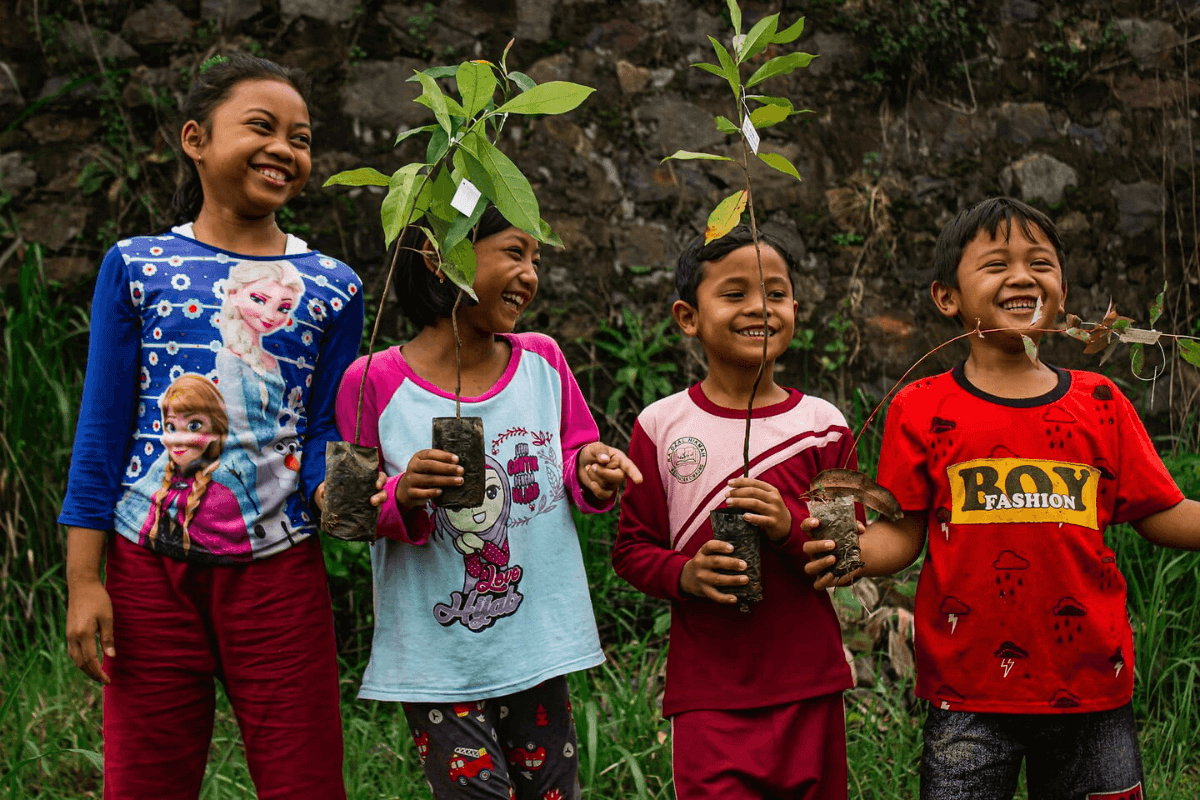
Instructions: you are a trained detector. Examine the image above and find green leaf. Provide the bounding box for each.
[459,135,543,238]
[1179,339,1200,368]
[457,61,497,118]
[1130,343,1145,377]
[661,150,733,162]
[746,52,817,88]
[692,62,727,79]
[726,0,742,35]
[757,152,801,181]
[772,16,805,44]
[501,38,515,76]
[1022,334,1039,365]
[737,13,779,63]
[429,166,457,220]
[380,163,425,246]
[1150,282,1166,327]
[539,218,563,249]
[749,102,790,128]
[322,167,390,188]
[394,124,437,147]
[508,70,537,93]
[704,190,748,243]
[440,236,479,299]
[416,70,453,134]
[425,125,450,165]
[715,115,739,134]
[708,36,741,96]
[495,81,595,115]
[407,65,458,82]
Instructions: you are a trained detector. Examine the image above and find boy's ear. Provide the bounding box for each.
[419,241,443,280]
[180,120,205,162]
[930,281,961,320]
[671,299,700,338]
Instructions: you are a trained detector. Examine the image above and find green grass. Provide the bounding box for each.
[2,262,1199,797]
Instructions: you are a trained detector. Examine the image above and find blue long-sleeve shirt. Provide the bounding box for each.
[59,227,364,564]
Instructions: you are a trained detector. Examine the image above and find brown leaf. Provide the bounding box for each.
[811,469,903,521]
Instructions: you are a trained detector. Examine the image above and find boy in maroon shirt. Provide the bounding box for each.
[616,226,856,800]
[806,197,1200,800]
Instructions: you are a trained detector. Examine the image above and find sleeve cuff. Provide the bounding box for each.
[377,473,432,544]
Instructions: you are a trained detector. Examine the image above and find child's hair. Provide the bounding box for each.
[395,205,514,329]
[220,260,306,374]
[169,53,312,225]
[150,374,229,552]
[932,197,1066,287]
[675,225,799,307]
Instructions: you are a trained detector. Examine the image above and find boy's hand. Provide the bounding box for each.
[578,443,644,502]
[724,477,791,543]
[397,449,463,511]
[800,516,866,590]
[66,579,115,685]
[680,539,748,604]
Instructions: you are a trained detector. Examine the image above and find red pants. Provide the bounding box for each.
[671,693,848,800]
[102,534,345,800]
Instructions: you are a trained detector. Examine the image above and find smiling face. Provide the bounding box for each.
[933,221,1066,343]
[228,276,299,336]
[444,467,506,534]
[163,410,218,468]
[672,243,797,370]
[182,78,312,219]
[458,227,540,334]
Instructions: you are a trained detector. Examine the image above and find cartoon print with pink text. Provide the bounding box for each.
[431,428,568,632]
[433,454,524,631]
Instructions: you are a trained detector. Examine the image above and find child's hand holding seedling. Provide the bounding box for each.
[680,540,749,605]
[579,443,643,502]
[396,449,464,510]
[800,518,866,589]
[724,478,792,542]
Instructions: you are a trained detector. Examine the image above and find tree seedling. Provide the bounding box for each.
[666,0,824,610]
[321,46,594,531]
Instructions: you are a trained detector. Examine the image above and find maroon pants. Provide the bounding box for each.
[102,534,345,800]
[671,693,848,800]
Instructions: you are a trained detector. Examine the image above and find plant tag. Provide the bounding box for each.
[451,178,482,216]
[1116,327,1162,345]
[741,115,760,154]
[732,33,746,52]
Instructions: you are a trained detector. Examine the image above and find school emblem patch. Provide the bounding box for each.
[666,437,707,483]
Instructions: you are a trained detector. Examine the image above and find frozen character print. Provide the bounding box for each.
[214,259,305,538]
[138,374,250,561]
[432,455,525,632]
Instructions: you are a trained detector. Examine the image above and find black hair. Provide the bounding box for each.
[675,225,799,307]
[932,197,1066,287]
[168,53,312,226]
[395,205,515,330]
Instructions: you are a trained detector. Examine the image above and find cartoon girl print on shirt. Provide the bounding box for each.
[137,373,251,561]
[214,259,306,542]
[433,455,525,632]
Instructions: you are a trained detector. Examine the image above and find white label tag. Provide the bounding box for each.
[732,34,746,53]
[741,115,760,154]
[451,179,482,216]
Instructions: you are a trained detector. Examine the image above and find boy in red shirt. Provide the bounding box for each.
[615,226,855,800]
[806,197,1200,800]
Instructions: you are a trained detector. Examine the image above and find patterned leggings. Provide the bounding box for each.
[402,676,581,800]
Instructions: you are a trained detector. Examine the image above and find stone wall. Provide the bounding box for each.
[2,0,1198,441]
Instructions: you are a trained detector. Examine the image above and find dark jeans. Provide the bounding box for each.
[920,703,1144,800]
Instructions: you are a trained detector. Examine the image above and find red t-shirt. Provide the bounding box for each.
[876,365,1183,714]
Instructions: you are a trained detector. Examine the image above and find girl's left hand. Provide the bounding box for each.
[579,443,643,501]
[724,477,792,543]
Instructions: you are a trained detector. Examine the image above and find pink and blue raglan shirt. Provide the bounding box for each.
[60,227,364,563]
[335,332,607,702]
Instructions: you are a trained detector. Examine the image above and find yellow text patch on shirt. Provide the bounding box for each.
[948,458,1099,528]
